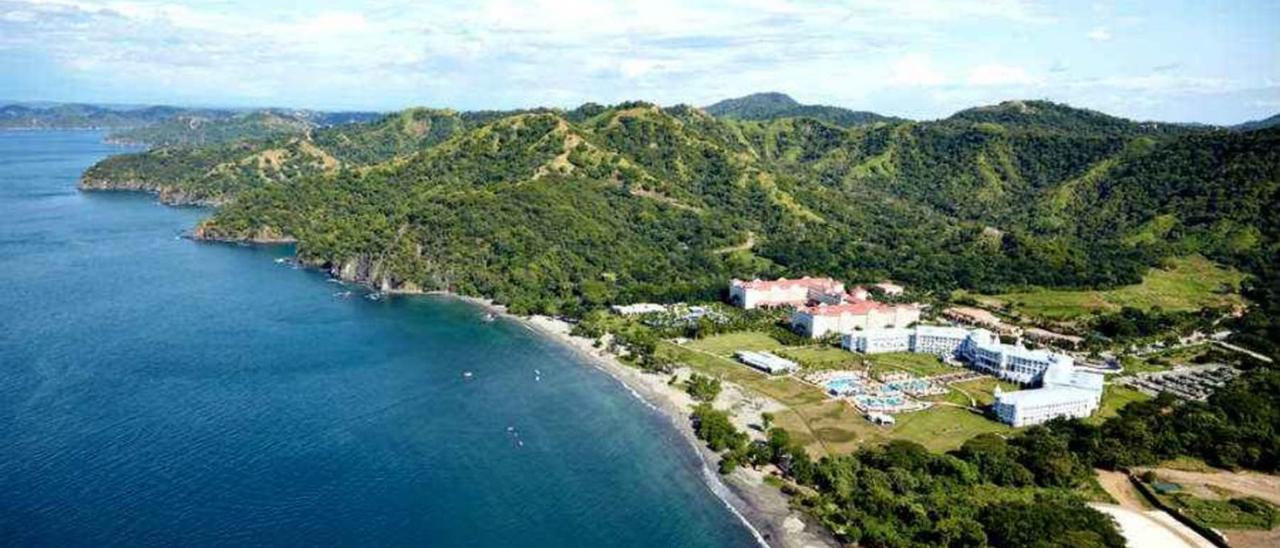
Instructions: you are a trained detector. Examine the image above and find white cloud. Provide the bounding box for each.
[966,64,1041,86]
[890,54,946,86]
[1088,27,1112,41]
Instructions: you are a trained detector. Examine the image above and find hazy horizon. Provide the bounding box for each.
[1,0,1277,125]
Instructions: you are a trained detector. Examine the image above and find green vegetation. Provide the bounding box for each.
[742,428,1122,547]
[1041,369,1280,472]
[683,373,722,402]
[80,100,1280,359]
[1090,386,1151,422]
[703,92,903,127]
[861,352,957,377]
[989,256,1244,320]
[1166,494,1279,530]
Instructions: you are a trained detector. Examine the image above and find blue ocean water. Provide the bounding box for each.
[0,131,756,547]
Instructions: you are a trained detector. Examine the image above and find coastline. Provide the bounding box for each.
[78,183,833,546]
[518,313,837,548]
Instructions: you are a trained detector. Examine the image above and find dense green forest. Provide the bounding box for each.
[693,405,1126,547]
[80,97,1280,359]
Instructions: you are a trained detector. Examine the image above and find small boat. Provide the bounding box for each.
[483,312,496,322]
[333,291,352,299]
[365,292,382,301]
[463,371,473,379]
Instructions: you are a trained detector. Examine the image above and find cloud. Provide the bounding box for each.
[966,64,1041,86]
[1088,27,1112,41]
[890,54,946,86]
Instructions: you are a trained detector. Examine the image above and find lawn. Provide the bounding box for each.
[685,331,785,356]
[776,346,861,371]
[888,406,1011,452]
[947,377,1022,406]
[986,255,1244,320]
[861,352,958,377]
[1090,385,1151,423]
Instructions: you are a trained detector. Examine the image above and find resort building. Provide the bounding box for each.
[992,361,1104,427]
[791,301,921,339]
[910,325,973,357]
[729,277,845,309]
[611,303,667,315]
[843,328,912,354]
[959,330,1075,385]
[735,351,799,375]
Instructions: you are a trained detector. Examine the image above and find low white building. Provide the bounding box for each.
[874,281,905,296]
[728,277,845,309]
[792,301,921,339]
[911,325,973,357]
[611,303,666,315]
[735,351,799,375]
[843,328,913,354]
[992,361,1104,427]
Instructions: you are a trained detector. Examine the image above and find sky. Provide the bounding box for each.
[1,0,1277,124]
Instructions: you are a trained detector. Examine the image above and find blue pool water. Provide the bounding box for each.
[0,130,757,547]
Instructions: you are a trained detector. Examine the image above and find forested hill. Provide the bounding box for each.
[704,92,904,127]
[0,102,381,145]
[79,100,1280,356]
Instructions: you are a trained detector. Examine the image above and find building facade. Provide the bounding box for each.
[910,325,973,357]
[992,361,1103,426]
[729,277,845,309]
[843,328,913,354]
[792,301,921,339]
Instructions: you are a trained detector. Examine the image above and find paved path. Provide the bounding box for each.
[1091,504,1216,548]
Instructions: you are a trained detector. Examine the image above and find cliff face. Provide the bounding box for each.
[77,176,227,207]
[320,254,424,294]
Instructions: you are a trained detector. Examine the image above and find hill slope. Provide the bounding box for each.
[705,92,902,127]
[79,100,1280,349]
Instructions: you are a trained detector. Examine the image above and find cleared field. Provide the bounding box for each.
[685,331,785,356]
[889,406,1011,451]
[657,340,1012,456]
[948,377,1021,406]
[986,256,1244,320]
[862,352,958,377]
[776,346,860,370]
[1091,385,1152,422]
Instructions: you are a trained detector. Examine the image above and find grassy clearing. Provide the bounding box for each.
[685,331,785,356]
[658,339,1011,456]
[889,407,1011,452]
[1091,385,1151,422]
[776,346,860,371]
[862,352,959,377]
[986,255,1244,320]
[1165,494,1279,530]
[949,377,1021,406]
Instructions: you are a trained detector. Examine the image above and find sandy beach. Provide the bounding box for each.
[521,315,837,548]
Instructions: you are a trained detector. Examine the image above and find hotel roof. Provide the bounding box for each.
[731,276,843,291]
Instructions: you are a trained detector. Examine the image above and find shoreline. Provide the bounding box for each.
[518,313,837,548]
[75,184,833,546]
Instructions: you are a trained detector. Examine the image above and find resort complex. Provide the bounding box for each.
[727,277,920,338]
[845,324,1105,426]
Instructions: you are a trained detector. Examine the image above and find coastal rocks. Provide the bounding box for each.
[325,254,424,295]
[191,222,295,244]
[77,176,224,207]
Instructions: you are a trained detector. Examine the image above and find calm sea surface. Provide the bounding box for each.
[0,130,756,547]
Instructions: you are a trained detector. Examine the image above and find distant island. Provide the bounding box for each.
[70,93,1280,546]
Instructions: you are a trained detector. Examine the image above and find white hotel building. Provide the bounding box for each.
[992,361,1104,427]
[844,325,1105,426]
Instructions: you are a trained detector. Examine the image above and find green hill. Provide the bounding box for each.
[705,92,902,127]
[78,100,1280,355]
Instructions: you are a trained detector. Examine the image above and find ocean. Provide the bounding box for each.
[0,130,756,547]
